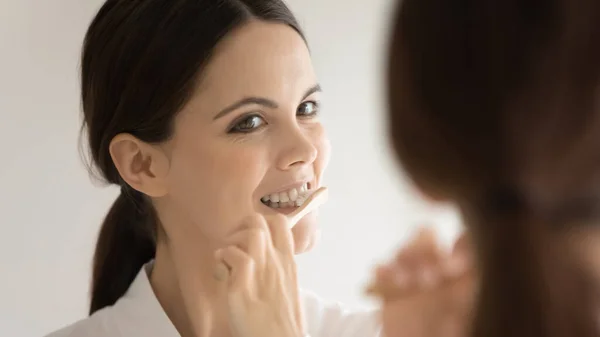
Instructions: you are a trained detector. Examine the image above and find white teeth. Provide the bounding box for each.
[288,188,298,201]
[262,183,313,208]
[295,196,306,207]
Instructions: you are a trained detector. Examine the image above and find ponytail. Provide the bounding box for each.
[468,189,598,337]
[89,186,156,315]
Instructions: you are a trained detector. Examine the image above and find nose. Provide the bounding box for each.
[276,126,318,170]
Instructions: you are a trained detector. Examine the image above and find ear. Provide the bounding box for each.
[109,133,170,197]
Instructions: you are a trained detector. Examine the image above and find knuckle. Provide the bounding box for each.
[244,214,268,229]
[239,249,252,262]
[271,214,288,227]
[251,226,267,235]
[248,228,267,242]
[240,255,255,271]
[278,246,295,260]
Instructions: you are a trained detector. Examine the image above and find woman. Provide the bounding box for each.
[46,1,466,336]
[374,0,600,336]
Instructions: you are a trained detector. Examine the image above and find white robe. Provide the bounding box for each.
[45,263,381,337]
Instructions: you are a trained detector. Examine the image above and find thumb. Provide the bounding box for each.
[442,232,474,280]
[213,261,230,283]
[264,213,295,255]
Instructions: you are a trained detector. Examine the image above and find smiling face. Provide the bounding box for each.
[155,21,330,254]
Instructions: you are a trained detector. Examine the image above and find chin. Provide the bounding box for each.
[291,212,320,254]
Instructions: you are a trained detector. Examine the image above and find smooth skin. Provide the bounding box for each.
[108,20,328,337]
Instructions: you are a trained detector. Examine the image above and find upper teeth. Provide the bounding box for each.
[261,183,310,207]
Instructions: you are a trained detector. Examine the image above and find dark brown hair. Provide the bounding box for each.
[81,0,304,315]
[388,0,600,335]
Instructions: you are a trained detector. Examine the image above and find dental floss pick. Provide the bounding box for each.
[286,187,329,228]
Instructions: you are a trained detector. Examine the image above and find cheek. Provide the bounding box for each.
[312,125,331,180]
[165,140,268,238]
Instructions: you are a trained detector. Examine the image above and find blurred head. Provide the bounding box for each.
[82,0,330,314]
[387,0,600,335]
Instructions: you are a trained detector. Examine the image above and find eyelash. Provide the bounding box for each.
[227,101,320,134]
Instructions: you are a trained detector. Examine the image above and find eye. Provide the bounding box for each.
[297,101,319,117]
[229,114,266,133]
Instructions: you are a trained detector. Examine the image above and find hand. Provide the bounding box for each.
[214,214,304,337]
[368,228,478,337]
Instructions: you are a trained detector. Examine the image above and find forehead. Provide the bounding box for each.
[192,20,317,108]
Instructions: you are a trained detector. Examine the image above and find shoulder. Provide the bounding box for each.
[44,262,179,337]
[44,307,119,337]
[301,289,382,337]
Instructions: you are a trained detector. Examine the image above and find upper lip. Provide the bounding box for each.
[263,179,312,196]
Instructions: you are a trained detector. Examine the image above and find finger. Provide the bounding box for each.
[442,232,475,280]
[223,227,268,264]
[368,255,476,301]
[367,228,449,298]
[264,213,295,255]
[364,264,414,297]
[213,262,230,282]
[242,214,272,241]
[215,245,255,291]
[366,229,442,297]
[397,227,444,262]
[394,227,445,288]
[380,263,414,289]
[380,291,433,336]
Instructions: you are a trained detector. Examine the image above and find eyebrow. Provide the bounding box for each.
[213,84,322,120]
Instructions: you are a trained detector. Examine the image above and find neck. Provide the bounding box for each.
[150,240,231,337]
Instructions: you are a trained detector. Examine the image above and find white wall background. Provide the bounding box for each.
[0,1,462,336]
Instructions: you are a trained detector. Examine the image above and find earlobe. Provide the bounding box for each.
[109,133,170,197]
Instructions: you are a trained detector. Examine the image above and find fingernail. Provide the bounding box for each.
[213,263,229,281]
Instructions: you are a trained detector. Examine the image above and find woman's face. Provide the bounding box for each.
[157,21,330,254]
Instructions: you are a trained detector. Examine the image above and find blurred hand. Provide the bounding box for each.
[368,228,478,337]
